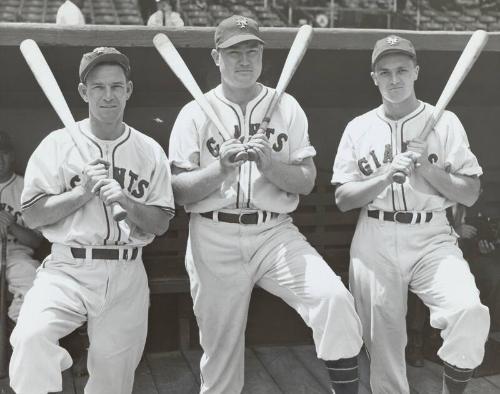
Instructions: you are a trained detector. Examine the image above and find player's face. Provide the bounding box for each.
[212,41,263,89]
[0,151,14,180]
[79,64,133,126]
[371,54,419,104]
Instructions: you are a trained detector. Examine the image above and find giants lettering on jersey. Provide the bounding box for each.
[206,123,288,158]
[357,143,439,176]
[69,166,150,198]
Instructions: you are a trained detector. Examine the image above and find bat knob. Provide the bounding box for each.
[392,171,407,184]
[232,150,249,163]
[112,202,128,221]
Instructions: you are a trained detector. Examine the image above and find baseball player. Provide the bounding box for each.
[10,47,175,394]
[332,35,490,394]
[0,131,42,324]
[169,15,363,394]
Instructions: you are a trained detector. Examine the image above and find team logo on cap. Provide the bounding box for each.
[236,16,248,29]
[386,36,400,46]
[93,47,107,54]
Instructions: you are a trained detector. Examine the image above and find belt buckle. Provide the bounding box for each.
[394,211,408,223]
[239,213,252,225]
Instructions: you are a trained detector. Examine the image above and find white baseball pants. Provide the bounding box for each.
[9,244,149,394]
[6,251,39,321]
[350,209,490,394]
[187,213,363,394]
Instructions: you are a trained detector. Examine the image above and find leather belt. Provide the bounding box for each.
[200,211,279,225]
[368,210,433,224]
[70,247,139,261]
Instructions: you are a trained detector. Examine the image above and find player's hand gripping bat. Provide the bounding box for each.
[20,39,127,221]
[393,30,488,184]
[239,24,314,162]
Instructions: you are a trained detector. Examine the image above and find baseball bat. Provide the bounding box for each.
[153,33,233,142]
[19,39,127,221]
[259,25,313,133]
[0,233,8,379]
[393,30,488,184]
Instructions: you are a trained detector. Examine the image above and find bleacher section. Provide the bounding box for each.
[2,0,500,31]
[0,0,143,24]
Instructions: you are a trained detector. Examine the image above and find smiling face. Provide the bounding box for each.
[212,40,263,90]
[371,53,419,105]
[78,63,133,128]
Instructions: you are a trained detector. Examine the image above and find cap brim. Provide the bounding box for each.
[80,53,130,82]
[372,49,416,67]
[217,34,264,49]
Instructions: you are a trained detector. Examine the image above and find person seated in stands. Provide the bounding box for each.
[56,0,85,25]
[147,0,184,27]
[0,131,42,328]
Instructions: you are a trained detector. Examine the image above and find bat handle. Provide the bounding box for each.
[392,171,407,184]
[111,202,127,222]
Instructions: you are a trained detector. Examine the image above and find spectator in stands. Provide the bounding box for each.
[0,131,42,327]
[56,0,85,25]
[147,0,184,27]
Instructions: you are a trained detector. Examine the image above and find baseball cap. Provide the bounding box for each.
[79,47,131,83]
[0,131,13,153]
[371,35,416,68]
[215,15,264,49]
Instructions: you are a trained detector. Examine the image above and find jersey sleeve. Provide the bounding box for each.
[442,112,482,177]
[331,120,363,185]
[169,101,202,171]
[285,95,316,163]
[144,145,176,217]
[21,132,66,211]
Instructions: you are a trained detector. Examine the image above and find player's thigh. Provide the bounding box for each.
[411,248,481,321]
[13,267,87,342]
[256,232,347,308]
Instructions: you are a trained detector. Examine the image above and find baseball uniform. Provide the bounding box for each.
[1,173,40,322]
[332,101,490,393]
[10,119,175,394]
[170,84,363,394]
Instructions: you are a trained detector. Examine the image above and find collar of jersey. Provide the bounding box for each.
[78,118,131,147]
[213,83,268,115]
[376,100,425,123]
[0,173,16,188]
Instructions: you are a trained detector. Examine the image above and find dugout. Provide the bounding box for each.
[1,24,500,351]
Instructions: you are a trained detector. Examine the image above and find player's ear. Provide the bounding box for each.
[414,64,420,81]
[78,82,89,103]
[370,71,378,86]
[126,80,133,100]
[211,49,220,66]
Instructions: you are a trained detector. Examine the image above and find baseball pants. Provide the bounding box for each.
[187,213,363,394]
[9,244,149,394]
[350,209,490,394]
[6,250,39,321]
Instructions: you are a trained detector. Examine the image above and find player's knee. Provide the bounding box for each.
[461,301,490,334]
[11,323,52,351]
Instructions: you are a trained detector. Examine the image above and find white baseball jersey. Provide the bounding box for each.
[146,10,184,27]
[22,118,175,247]
[169,84,316,214]
[332,101,482,211]
[1,173,35,256]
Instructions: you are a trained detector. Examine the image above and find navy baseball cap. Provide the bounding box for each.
[215,15,264,49]
[372,35,416,67]
[79,47,131,83]
[0,131,13,153]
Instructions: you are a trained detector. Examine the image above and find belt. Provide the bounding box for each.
[200,211,279,225]
[70,247,140,261]
[367,210,433,224]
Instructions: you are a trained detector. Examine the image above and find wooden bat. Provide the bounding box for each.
[393,30,488,184]
[153,33,233,142]
[19,39,127,221]
[0,233,8,378]
[241,25,314,161]
[259,24,313,133]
